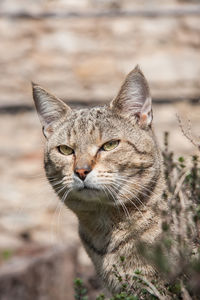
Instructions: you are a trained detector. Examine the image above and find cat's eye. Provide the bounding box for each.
[102,140,119,151]
[58,145,74,156]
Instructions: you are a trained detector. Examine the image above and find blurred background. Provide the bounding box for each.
[0,0,200,299]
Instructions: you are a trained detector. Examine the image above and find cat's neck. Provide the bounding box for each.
[78,192,162,235]
[77,176,166,244]
[78,205,127,230]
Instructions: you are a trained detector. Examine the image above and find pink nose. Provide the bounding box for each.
[75,167,92,181]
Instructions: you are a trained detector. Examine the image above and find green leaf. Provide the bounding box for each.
[2,250,12,260]
[178,157,184,163]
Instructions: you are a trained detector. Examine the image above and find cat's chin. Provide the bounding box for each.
[63,187,115,211]
[70,187,105,201]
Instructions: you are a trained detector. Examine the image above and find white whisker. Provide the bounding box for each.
[110,182,144,219]
[107,184,131,220]
[102,184,120,215]
[116,175,160,198]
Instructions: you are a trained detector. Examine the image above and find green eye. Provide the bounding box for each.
[58,145,74,156]
[102,140,119,151]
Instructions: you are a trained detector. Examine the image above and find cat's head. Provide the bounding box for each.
[32,66,161,212]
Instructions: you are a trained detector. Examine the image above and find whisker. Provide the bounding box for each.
[50,186,72,242]
[55,187,72,239]
[110,182,144,219]
[102,184,120,216]
[105,179,147,209]
[116,175,160,198]
[102,185,117,206]
[115,179,157,209]
[104,179,145,220]
[107,185,131,220]
[118,183,146,209]
[50,199,62,243]
[51,179,64,187]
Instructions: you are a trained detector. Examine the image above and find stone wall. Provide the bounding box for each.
[0,245,76,300]
[0,0,200,107]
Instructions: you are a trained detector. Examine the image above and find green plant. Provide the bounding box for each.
[140,131,200,299]
[1,249,13,260]
[74,278,88,300]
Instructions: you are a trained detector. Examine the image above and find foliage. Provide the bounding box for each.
[1,249,13,261]
[139,130,200,299]
[74,278,88,300]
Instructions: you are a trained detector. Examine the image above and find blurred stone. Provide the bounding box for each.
[0,234,23,251]
[0,2,200,107]
[0,245,76,300]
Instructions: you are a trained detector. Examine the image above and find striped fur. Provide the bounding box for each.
[32,66,167,293]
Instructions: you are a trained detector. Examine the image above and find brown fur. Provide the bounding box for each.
[32,66,167,293]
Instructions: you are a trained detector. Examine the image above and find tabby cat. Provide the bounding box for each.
[32,66,167,293]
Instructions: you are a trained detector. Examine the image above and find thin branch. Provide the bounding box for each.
[181,281,193,300]
[177,115,200,151]
[174,167,190,196]
[132,274,165,300]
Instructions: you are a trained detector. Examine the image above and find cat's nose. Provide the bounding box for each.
[75,166,92,181]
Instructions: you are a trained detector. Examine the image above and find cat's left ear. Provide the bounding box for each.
[110,65,152,128]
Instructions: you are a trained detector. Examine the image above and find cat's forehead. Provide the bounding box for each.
[53,106,124,145]
[66,106,117,134]
[51,105,142,148]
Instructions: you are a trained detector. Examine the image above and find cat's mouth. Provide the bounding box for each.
[72,177,100,192]
[69,184,104,203]
[77,185,100,192]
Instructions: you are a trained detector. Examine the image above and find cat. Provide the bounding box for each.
[32,66,167,294]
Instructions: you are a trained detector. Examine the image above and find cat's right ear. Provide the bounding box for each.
[32,83,71,138]
[110,66,152,128]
